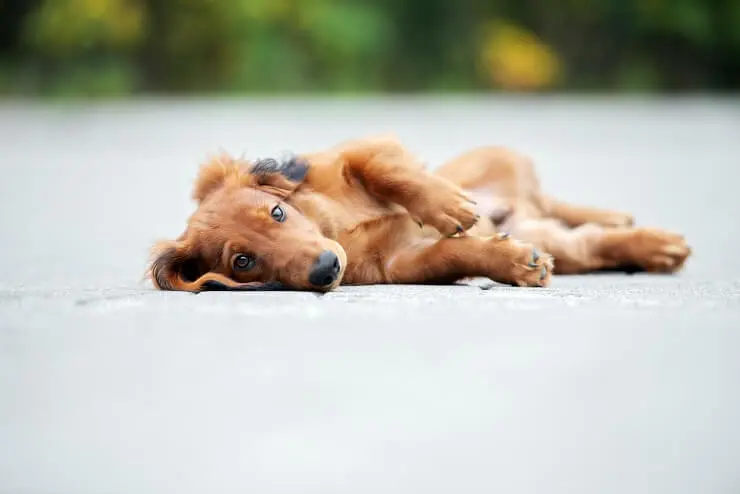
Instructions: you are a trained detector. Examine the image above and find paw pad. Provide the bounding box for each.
[528,248,540,268]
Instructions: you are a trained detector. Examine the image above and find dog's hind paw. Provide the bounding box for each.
[486,236,554,288]
[609,228,691,273]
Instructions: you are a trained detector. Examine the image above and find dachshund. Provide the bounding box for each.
[148,135,691,292]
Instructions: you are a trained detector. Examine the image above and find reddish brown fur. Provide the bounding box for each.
[436,146,691,274]
[149,135,690,292]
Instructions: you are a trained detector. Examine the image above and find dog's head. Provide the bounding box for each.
[149,154,346,293]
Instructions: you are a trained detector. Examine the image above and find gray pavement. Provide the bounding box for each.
[1,97,739,494]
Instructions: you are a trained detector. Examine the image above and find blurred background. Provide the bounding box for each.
[1,0,739,98]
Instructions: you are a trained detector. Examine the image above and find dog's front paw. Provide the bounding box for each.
[487,235,554,287]
[619,228,691,273]
[411,177,479,236]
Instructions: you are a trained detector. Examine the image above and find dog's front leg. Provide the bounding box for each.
[384,234,553,287]
[341,139,479,236]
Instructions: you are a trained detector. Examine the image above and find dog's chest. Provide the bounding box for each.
[295,190,401,239]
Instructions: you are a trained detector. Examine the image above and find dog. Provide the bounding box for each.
[148,135,691,292]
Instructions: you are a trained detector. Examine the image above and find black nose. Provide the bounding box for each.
[308,250,341,287]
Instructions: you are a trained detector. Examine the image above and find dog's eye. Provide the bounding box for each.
[271,205,286,223]
[233,254,256,271]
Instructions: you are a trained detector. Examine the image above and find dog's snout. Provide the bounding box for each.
[308,250,341,287]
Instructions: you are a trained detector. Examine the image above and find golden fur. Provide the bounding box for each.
[149,135,691,292]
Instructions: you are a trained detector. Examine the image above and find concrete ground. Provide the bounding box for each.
[1,97,739,494]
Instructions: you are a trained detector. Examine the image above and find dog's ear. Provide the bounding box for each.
[148,240,209,291]
[249,156,309,199]
[192,154,309,203]
[148,240,286,292]
[192,154,251,203]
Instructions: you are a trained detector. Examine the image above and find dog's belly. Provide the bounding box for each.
[465,187,513,224]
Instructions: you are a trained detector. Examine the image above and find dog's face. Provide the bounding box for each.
[149,155,347,292]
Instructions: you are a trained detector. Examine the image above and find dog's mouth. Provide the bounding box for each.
[193,245,346,294]
[198,279,339,293]
[199,280,293,292]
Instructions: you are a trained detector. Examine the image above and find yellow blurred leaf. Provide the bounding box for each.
[479,19,562,91]
[23,0,145,55]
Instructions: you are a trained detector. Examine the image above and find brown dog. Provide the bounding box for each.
[149,135,691,292]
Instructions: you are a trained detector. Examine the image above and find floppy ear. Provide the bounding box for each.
[148,240,289,292]
[192,154,251,203]
[192,154,309,203]
[249,156,309,199]
[148,240,209,291]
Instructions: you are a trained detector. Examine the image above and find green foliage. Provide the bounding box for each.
[22,0,146,55]
[1,0,738,97]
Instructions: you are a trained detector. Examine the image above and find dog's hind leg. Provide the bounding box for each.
[543,196,634,229]
[384,235,553,287]
[435,146,634,229]
[509,219,691,274]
